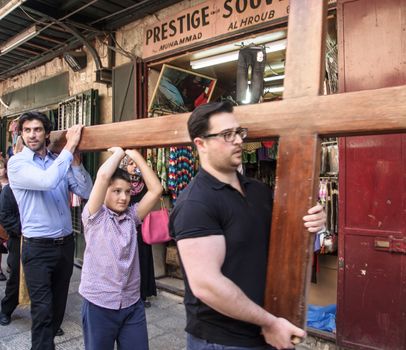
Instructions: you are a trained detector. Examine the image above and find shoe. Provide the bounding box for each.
[0,272,6,281]
[0,313,10,326]
[55,328,64,336]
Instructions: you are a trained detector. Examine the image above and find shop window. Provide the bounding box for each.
[146,17,340,314]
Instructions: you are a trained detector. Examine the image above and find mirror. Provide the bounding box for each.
[149,64,217,114]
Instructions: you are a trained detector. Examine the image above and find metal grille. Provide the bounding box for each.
[58,90,99,265]
[57,93,92,130]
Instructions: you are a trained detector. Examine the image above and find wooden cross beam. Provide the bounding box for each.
[48,0,406,328]
[50,83,406,151]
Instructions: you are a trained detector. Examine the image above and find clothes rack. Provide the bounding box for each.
[320,140,338,146]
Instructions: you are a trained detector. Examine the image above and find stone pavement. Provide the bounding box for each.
[0,265,187,350]
[0,259,339,350]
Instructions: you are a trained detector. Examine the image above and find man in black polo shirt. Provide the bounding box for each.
[169,101,326,350]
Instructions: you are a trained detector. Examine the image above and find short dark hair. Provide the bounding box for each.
[18,111,53,135]
[110,168,131,184]
[187,101,234,141]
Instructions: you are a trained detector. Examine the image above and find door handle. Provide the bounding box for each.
[374,236,406,254]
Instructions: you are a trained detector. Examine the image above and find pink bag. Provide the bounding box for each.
[141,200,171,244]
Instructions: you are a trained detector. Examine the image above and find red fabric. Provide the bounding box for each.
[194,92,208,107]
[194,81,215,108]
[262,141,276,148]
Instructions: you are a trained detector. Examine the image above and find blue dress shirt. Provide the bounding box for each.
[8,146,93,238]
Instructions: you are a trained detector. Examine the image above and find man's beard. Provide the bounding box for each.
[25,140,45,152]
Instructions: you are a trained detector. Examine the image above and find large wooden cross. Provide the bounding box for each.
[49,0,406,328]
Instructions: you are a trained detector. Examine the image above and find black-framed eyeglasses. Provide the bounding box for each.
[203,127,248,143]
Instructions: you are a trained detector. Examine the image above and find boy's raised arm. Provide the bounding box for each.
[87,147,125,215]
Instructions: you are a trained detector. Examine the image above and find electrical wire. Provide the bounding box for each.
[109,33,136,59]
[95,34,110,59]
[0,97,10,109]
[20,7,51,26]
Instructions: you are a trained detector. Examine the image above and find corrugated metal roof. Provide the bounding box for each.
[0,0,182,80]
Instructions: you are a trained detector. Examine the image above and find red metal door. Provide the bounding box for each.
[337,1,406,349]
[338,135,406,350]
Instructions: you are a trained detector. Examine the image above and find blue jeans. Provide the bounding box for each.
[187,333,276,350]
[82,298,148,350]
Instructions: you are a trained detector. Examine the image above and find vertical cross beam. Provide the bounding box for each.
[264,0,327,327]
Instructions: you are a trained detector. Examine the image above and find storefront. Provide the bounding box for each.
[0,1,404,349]
[0,80,99,266]
[128,0,340,342]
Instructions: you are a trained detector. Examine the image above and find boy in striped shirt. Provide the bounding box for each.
[79,147,162,350]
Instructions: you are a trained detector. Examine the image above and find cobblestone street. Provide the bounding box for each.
[0,265,187,350]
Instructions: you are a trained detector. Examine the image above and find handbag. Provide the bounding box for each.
[141,199,171,244]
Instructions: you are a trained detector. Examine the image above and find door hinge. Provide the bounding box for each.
[374,236,406,254]
[338,257,344,269]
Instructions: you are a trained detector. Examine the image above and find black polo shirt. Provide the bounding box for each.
[169,168,274,347]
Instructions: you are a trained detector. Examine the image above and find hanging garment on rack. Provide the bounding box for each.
[319,231,338,254]
[194,81,216,108]
[327,145,338,174]
[243,142,262,151]
[331,180,339,233]
[258,147,272,161]
[146,148,158,171]
[168,146,195,203]
[236,47,266,104]
[320,145,329,174]
[70,193,81,207]
[258,160,276,189]
[267,143,278,160]
[156,148,168,191]
[242,150,257,164]
[8,120,19,145]
[242,142,261,164]
[319,179,328,204]
[317,178,339,254]
[262,141,275,148]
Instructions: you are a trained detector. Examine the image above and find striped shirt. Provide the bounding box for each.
[79,203,141,310]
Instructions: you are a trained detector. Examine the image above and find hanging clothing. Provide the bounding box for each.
[236,47,266,104]
[328,145,339,174]
[156,148,168,192]
[168,146,195,203]
[194,81,215,108]
[316,178,339,254]
[8,120,19,146]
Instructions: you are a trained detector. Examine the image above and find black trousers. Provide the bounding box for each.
[22,236,74,350]
[236,47,266,104]
[1,236,21,316]
[137,225,157,300]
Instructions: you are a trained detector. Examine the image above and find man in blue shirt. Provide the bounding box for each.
[8,111,92,350]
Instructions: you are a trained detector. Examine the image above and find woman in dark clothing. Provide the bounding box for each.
[121,156,157,307]
[0,158,9,282]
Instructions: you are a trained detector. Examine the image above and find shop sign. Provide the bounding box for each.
[143,0,335,59]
